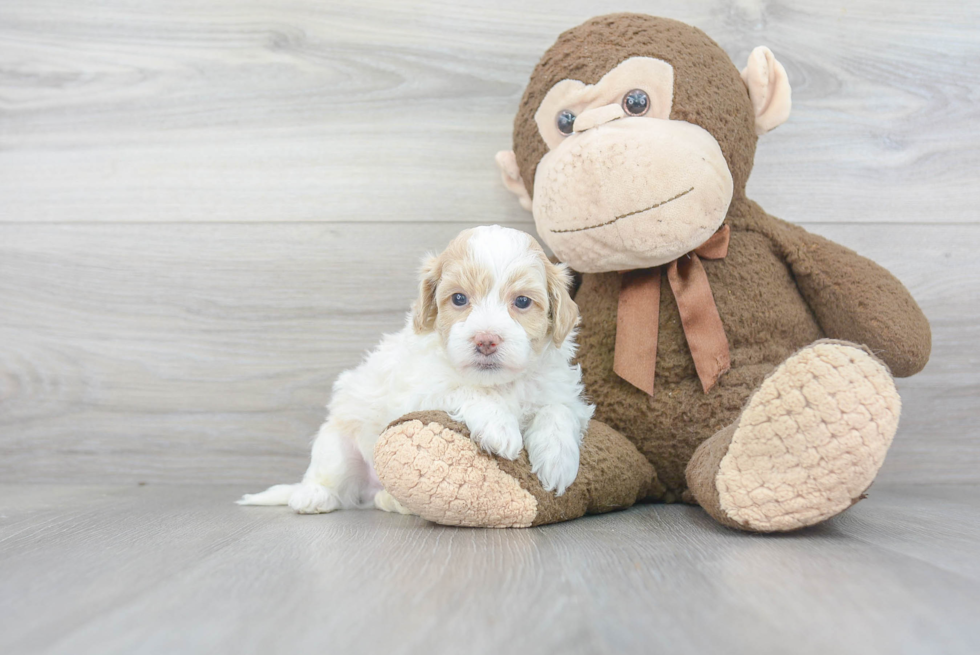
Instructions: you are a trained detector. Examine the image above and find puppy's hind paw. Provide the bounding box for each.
[288,483,341,514]
[374,489,413,515]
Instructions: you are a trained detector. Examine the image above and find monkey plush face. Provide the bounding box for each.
[497,14,791,273]
[529,56,734,272]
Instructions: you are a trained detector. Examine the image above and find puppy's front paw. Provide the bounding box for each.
[473,416,523,460]
[527,428,580,496]
[288,483,340,514]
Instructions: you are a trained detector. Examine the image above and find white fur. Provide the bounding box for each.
[238,226,594,514]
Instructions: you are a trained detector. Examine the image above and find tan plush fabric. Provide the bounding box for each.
[534,57,674,149]
[532,116,733,273]
[688,341,900,531]
[374,412,659,528]
[741,46,792,135]
[374,415,538,528]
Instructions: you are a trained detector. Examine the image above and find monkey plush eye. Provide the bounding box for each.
[514,296,532,309]
[451,293,468,307]
[556,110,576,135]
[622,89,650,116]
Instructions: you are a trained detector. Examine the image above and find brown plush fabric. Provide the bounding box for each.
[575,197,930,499]
[384,410,468,435]
[685,422,741,529]
[747,205,932,377]
[379,14,931,532]
[510,15,930,501]
[504,420,661,526]
[513,14,757,201]
[380,412,660,527]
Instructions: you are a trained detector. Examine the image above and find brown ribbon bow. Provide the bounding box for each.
[613,225,731,396]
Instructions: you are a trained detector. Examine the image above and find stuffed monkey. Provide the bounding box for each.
[374,14,931,532]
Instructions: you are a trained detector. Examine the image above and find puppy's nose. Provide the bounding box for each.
[473,332,502,356]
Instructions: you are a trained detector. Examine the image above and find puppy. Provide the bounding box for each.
[238,225,594,514]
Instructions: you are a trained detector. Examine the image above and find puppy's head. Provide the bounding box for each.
[412,225,579,385]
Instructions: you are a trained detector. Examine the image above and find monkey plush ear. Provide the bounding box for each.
[741,46,792,136]
[495,151,533,212]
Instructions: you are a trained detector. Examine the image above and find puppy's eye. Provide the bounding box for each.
[622,89,649,116]
[556,110,576,135]
[451,293,468,307]
[514,296,532,309]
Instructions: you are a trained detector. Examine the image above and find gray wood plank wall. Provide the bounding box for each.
[1,0,978,485]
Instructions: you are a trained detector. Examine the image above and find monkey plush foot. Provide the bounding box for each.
[687,340,902,532]
[373,411,660,528]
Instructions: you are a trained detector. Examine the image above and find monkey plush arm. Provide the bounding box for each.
[762,216,931,377]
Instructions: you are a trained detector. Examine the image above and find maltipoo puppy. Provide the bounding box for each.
[239,225,594,514]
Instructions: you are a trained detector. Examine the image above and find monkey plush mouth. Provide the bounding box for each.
[551,186,695,234]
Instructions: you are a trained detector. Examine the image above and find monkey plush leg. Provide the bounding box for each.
[687,340,901,532]
[373,412,661,528]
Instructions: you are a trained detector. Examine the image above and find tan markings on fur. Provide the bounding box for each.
[434,299,472,345]
[413,228,577,348]
[715,342,901,531]
[501,265,550,352]
[374,419,538,528]
[412,229,476,334]
[412,254,440,334]
[434,255,492,344]
[439,258,494,306]
[542,253,580,346]
[524,233,545,254]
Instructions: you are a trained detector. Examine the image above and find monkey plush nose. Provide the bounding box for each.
[473,332,502,356]
[573,103,626,133]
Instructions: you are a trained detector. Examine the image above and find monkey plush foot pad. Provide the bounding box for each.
[688,341,901,532]
[374,416,538,527]
[374,411,659,528]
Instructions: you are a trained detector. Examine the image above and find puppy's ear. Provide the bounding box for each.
[412,254,441,334]
[545,259,580,347]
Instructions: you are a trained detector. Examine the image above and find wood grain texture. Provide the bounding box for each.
[0,1,977,486]
[1,222,976,485]
[1,4,977,651]
[1,483,979,655]
[0,0,978,224]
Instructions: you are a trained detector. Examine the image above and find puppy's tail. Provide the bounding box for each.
[236,483,299,506]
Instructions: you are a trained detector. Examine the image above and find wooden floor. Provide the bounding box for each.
[2,2,979,654]
[1,483,978,655]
